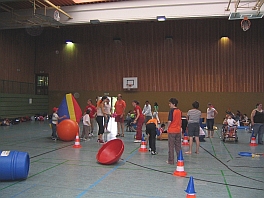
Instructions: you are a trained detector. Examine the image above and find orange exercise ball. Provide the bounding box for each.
[57,119,79,141]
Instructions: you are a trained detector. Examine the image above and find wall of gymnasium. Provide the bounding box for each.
[1,18,264,122]
[0,93,48,118]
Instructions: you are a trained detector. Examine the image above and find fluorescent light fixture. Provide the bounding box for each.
[90,19,100,24]
[66,40,73,44]
[157,16,166,21]
[73,0,91,3]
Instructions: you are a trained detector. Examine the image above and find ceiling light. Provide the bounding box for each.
[157,16,166,21]
[90,19,100,24]
[66,40,73,44]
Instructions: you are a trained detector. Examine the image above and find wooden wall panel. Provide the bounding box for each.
[1,18,264,93]
[0,29,35,83]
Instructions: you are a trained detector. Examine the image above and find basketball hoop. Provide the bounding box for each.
[241,16,251,31]
[127,84,132,91]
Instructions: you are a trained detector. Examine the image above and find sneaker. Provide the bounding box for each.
[83,138,87,141]
[134,140,141,143]
[91,133,94,137]
[52,137,57,141]
[148,148,152,152]
[151,151,157,155]
[97,139,104,144]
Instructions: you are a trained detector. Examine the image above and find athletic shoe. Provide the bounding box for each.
[148,148,152,152]
[151,151,157,155]
[97,139,104,144]
[134,140,141,143]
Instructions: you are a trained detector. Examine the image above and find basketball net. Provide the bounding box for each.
[127,84,132,91]
[241,16,251,31]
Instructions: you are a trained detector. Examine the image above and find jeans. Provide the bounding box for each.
[253,123,264,144]
[51,123,57,138]
[96,116,104,135]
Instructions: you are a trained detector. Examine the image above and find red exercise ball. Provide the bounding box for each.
[57,119,79,141]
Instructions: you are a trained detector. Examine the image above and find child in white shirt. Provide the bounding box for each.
[81,109,91,141]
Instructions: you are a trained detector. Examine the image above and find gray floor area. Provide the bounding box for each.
[0,118,263,198]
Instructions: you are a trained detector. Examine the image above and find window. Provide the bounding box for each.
[35,74,48,95]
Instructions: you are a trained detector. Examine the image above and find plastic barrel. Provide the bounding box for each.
[0,150,30,181]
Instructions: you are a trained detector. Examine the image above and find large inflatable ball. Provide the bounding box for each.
[57,119,79,141]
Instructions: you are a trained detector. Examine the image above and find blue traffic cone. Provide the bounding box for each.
[185,176,196,197]
[142,134,145,141]
[173,150,187,177]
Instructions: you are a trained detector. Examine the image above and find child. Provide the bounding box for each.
[157,123,166,140]
[225,115,238,137]
[51,107,66,140]
[146,117,158,155]
[81,109,91,141]
[227,115,238,127]
[167,98,182,165]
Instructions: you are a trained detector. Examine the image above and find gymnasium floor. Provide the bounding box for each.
[0,118,263,198]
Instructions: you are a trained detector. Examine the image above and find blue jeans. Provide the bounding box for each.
[51,124,57,138]
[253,123,264,144]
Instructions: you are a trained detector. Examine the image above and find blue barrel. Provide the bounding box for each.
[0,150,30,181]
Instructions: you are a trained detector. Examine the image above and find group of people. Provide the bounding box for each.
[51,94,263,165]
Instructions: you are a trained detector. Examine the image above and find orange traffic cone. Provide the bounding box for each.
[139,135,148,152]
[173,150,187,177]
[73,132,82,148]
[182,135,189,146]
[250,136,257,146]
[185,176,196,198]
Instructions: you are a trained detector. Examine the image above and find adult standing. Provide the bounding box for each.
[132,100,145,143]
[142,101,152,124]
[104,98,112,132]
[166,98,182,165]
[206,103,218,138]
[251,103,264,145]
[114,94,126,137]
[84,99,97,137]
[96,96,108,143]
[185,101,201,154]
